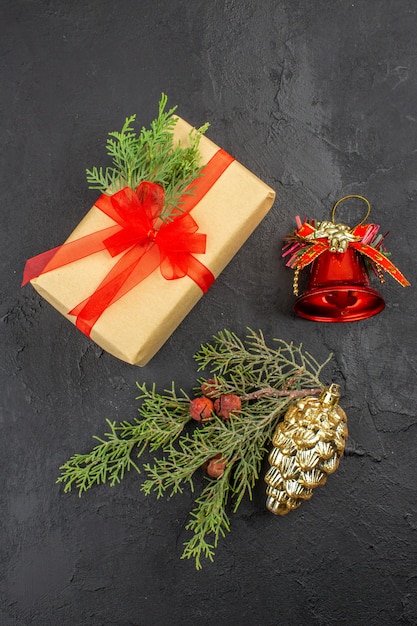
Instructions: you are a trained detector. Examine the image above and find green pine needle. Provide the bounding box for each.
[57,329,333,568]
[181,472,232,569]
[85,93,209,220]
[57,383,191,496]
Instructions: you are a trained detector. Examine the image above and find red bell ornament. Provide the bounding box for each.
[282,195,410,322]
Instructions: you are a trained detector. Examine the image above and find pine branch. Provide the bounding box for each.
[194,328,331,393]
[57,382,191,495]
[56,419,142,495]
[58,329,334,568]
[85,93,209,220]
[181,470,232,570]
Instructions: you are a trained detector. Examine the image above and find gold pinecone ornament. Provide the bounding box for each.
[265,384,348,515]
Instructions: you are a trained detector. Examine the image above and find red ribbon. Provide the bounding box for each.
[23,149,235,336]
[286,221,410,287]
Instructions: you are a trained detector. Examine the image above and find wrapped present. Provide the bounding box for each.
[23,116,275,366]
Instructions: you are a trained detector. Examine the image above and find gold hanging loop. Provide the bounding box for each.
[331,194,371,228]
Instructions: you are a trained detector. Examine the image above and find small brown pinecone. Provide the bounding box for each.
[189,397,214,422]
[264,384,348,515]
[213,394,242,420]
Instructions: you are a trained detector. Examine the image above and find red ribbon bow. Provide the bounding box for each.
[23,149,234,336]
[283,219,410,287]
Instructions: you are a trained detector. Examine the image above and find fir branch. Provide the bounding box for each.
[85,93,209,220]
[57,382,191,495]
[133,381,192,450]
[181,470,232,570]
[194,328,331,392]
[56,419,142,495]
[58,329,334,568]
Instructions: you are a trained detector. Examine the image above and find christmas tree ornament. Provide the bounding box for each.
[265,383,347,515]
[57,329,338,569]
[283,195,410,322]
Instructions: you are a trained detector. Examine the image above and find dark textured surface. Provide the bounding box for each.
[2,1,417,624]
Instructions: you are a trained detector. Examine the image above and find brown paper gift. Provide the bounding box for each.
[27,117,276,366]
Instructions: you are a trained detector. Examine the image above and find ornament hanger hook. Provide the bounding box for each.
[331,194,371,228]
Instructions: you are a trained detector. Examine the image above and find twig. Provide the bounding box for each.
[240,387,322,401]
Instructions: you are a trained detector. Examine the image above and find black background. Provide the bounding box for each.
[2,1,417,624]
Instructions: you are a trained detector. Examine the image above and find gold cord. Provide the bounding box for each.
[331,194,371,228]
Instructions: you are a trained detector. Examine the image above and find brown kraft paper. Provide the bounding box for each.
[30,117,276,366]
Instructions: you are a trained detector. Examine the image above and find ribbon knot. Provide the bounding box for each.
[283,218,410,287]
[62,181,215,336]
[99,182,163,257]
